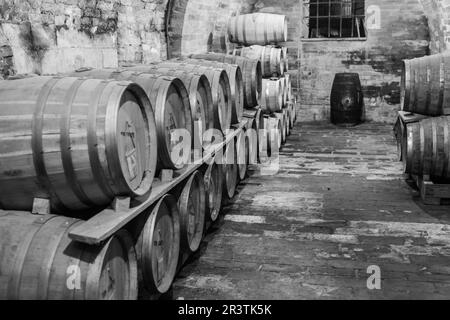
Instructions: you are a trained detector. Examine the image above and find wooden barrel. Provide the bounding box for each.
[283,108,290,137]
[204,157,223,222]
[70,69,192,170]
[189,53,262,109]
[129,194,180,295]
[330,73,363,126]
[234,45,284,77]
[177,171,206,253]
[236,130,249,180]
[405,116,450,179]
[263,116,282,158]
[157,61,232,133]
[222,143,238,199]
[261,78,283,114]
[125,65,213,145]
[183,58,244,124]
[284,73,292,103]
[228,13,288,46]
[0,76,156,214]
[402,54,450,116]
[0,211,137,300]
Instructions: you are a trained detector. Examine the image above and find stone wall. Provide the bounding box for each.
[0,0,168,77]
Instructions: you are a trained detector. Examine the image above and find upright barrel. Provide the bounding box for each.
[401,54,450,116]
[261,78,283,114]
[0,212,137,300]
[204,158,223,222]
[129,194,180,295]
[70,69,192,170]
[189,53,262,109]
[405,116,450,179]
[234,45,284,77]
[330,73,363,126]
[125,65,213,144]
[183,58,244,124]
[0,76,156,214]
[157,61,233,133]
[228,13,288,46]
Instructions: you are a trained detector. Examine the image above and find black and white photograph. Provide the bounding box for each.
[0,0,449,306]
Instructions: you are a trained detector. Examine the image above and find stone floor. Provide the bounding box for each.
[172,122,450,300]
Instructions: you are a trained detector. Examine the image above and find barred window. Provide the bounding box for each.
[303,0,366,39]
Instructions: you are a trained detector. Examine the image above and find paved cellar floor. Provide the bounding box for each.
[172,122,450,300]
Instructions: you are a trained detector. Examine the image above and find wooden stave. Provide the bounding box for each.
[204,158,224,223]
[0,76,156,214]
[183,58,244,124]
[129,194,180,295]
[177,171,206,254]
[0,211,137,300]
[157,61,233,133]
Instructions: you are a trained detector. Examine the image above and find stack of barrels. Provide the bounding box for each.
[399,52,450,181]
[0,56,271,299]
[228,12,296,154]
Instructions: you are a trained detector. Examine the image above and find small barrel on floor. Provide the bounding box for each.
[330,73,363,127]
[0,211,138,300]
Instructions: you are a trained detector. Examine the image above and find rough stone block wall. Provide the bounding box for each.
[420,0,450,53]
[299,0,430,123]
[0,0,168,77]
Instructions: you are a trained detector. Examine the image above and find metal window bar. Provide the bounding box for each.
[302,0,366,39]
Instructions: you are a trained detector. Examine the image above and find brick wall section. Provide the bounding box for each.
[0,0,168,76]
[299,0,430,123]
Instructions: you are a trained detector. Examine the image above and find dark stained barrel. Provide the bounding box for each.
[0,211,137,300]
[128,194,180,295]
[0,76,156,214]
[405,116,450,179]
[330,73,363,126]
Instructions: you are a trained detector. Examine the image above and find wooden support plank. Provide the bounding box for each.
[68,120,247,245]
[411,174,450,205]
